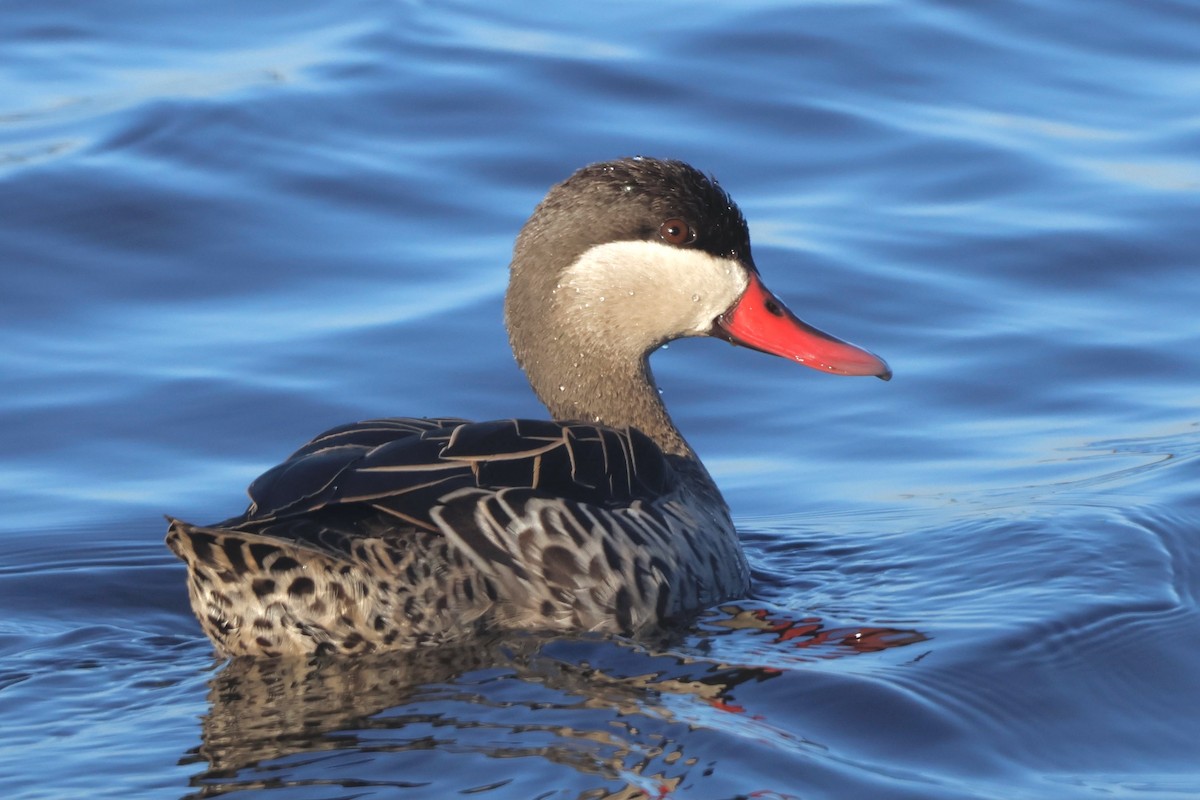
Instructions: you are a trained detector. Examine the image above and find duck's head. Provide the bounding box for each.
[505,158,889,441]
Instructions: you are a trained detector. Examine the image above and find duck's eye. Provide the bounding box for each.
[659,218,696,246]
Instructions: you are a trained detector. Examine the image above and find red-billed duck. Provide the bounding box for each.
[166,157,890,657]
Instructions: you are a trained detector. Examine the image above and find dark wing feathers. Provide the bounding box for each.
[287,417,468,458]
[441,418,568,459]
[445,419,671,499]
[245,444,366,519]
[234,417,676,541]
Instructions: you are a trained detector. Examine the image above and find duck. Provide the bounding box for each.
[166,157,890,658]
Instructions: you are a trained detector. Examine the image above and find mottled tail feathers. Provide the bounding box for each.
[165,517,494,657]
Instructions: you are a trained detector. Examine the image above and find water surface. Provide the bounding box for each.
[2,1,1199,798]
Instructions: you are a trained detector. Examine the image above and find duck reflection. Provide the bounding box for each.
[181,606,926,799]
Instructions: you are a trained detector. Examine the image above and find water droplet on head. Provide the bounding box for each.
[691,293,701,303]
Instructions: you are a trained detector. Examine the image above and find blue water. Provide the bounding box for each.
[2,1,1199,797]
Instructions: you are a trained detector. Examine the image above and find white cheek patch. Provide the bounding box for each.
[559,241,749,342]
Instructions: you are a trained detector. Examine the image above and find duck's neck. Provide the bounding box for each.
[561,357,690,457]
[510,325,693,458]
